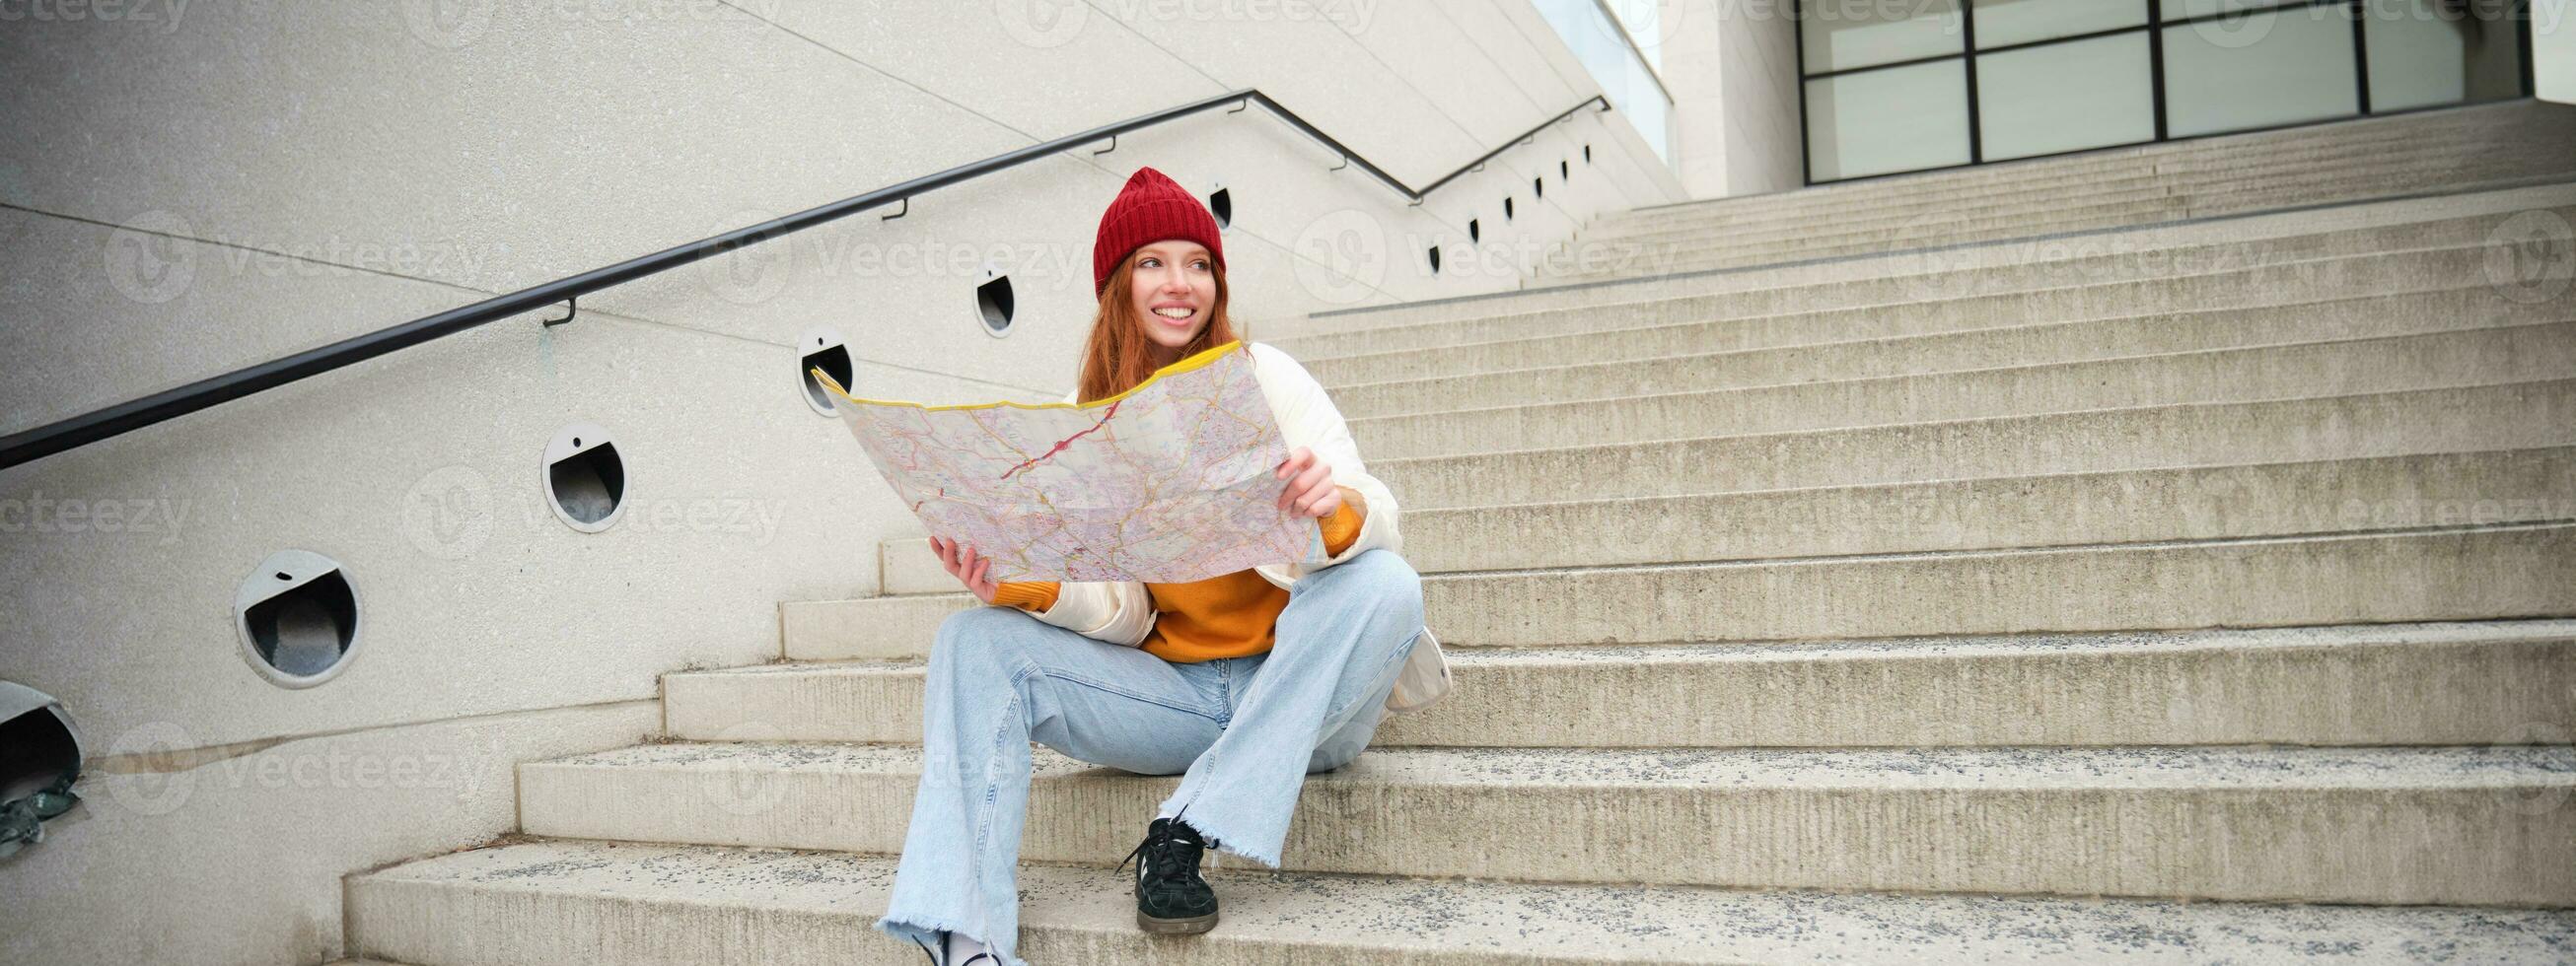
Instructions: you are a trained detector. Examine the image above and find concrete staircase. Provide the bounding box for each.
[338,107,2576,964]
[1543,99,2576,284]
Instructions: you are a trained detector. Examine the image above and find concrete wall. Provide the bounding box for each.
[0,2,1683,963]
[2543,0,2576,105]
[1661,0,1804,197]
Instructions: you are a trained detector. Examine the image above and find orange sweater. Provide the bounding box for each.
[989,486,1367,662]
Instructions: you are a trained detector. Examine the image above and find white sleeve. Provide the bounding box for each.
[1252,342,1401,568]
[1022,580,1155,647]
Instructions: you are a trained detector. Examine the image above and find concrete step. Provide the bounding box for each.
[789,523,2576,657]
[877,448,2576,592]
[1547,206,2210,282]
[1610,101,2572,229]
[1595,172,2179,241]
[1586,195,2196,260]
[1593,192,2193,255]
[344,838,2576,965]
[1421,523,2576,647]
[1326,288,2567,418]
[1379,380,2575,510]
[673,620,2576,749]
[1292,235,2560,376]
[1592,142,2560,241]
[1556,167,2576,282]
[1283,181,2576,339]
[512,741,2576,904]
[1596,178,2181,247]
[1604,148,2574,245]
[1397,447,2576,570]
[1352,322,2576,460]
[1545,169,2576,278]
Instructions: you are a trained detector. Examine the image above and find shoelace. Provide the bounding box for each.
[911,932,999,966]
[1116,802,1216,891]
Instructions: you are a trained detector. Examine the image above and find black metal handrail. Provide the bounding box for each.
[0,89,1611,469]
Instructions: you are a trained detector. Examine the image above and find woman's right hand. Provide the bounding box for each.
[931,535,1002,604]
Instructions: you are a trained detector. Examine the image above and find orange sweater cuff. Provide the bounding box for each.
[1321,486,1367,557]
[992,581,1060,612]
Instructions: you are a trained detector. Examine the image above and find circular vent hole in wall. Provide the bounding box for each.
[976,265,1015,337]
[543,422,628,531]
[235,549,362,687]
[0,681,81,813]
[800,327,854,416]
[1208,186,1232,230]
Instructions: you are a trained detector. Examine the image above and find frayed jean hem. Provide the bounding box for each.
[875,912,1026,966]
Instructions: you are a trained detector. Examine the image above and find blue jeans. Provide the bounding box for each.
[874,548,1427,966]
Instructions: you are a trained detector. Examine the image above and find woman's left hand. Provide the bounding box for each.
[1274,446,1341,518]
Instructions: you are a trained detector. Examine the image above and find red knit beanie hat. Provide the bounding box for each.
[1093,166,1225,295]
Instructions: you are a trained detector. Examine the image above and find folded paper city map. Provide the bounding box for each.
[812,341,1314,584]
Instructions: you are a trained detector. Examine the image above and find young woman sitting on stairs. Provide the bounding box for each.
[873,166,1447,966]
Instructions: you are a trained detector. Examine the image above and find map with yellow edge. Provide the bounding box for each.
[811,340,1312,584]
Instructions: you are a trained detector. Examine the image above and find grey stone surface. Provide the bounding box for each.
[1323,287,2568,416]
[1299,242,2547,379]
[1376,380,2576,509]
[512,739,2575,903]
[1267,180,2576,340]
[676,619,2576,749]
[802,524,2576,656]
[347,839,2576,965]
[1354,322,2576,459]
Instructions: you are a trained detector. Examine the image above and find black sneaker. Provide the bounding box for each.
[1116,808,1220,933]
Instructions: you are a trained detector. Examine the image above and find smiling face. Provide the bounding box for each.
[1127,239,1218,365]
